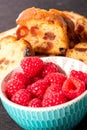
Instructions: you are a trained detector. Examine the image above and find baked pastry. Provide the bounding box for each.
[49,9,78,48]
[0,36,34,80]
[75,18,87,42]
[63,11,87,42]
[16,7,69,55]
[63,11,84,23]
[66,42,87,64]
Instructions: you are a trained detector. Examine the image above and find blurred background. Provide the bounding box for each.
[0,0,87,32]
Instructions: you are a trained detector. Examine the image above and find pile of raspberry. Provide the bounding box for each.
[5,57,87,107]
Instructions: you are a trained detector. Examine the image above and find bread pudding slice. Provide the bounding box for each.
[49,9,79,48]
[63,11,87,42]
[0,36,34,80]
[66,42,87,64]
[16,7,69,55]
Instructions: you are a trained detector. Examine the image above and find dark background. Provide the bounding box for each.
[0,0,87,130]
[0,0,87,33]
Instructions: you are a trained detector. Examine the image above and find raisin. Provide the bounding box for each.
[59,48,67,55]
[16,26,29,39]
[24,46,32,57]
[30,26,39,36]
[76,24,84,33]
[43,32,56,40]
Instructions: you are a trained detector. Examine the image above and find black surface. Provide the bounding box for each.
[0,0,87,130]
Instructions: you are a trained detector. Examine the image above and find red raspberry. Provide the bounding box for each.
[20,57,44,78]
[5,79,25,99]
[26,85,32,94]
[28,98,42,107]
[83,73,87,86]
[70,70,87,86]
[62,77,86,100]
[45,72,67,88]
[11,72,27,84]
[42,84,67,107]
[11,71,31,86]
[31,75,42,84]
[42,62,61,77]
[27,79,49,99]
[11,89,31,106]
[44,83,62,94]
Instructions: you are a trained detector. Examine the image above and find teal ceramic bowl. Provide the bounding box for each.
[0,56,87,130]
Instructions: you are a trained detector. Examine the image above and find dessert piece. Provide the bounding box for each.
[0,36,34,80]
[63,11,87,42]
[66,42,87,64]
[49,9,78,48]
[16,7,69,55]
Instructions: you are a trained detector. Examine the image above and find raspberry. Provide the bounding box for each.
[20,57,44,78]
[45,72,67,88]
[11,71,31,86]
[70,70,87,86]
[62,77,86,100]
[27,79,49,99]
[28,98,42,107]
[11,72,27,84]
[26,85,32,94]
[45,83,62,94]
[11,89,31,106]
[42,84,67,107]
[5,78,25,99]
[83,73,87,86]
[31,75,42,84]
[42,62,60,77]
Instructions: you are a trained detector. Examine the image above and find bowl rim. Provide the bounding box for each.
[0,56,87,111]
[0,88,87,111]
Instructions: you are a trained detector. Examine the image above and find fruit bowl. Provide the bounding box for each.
[0,56,87,130]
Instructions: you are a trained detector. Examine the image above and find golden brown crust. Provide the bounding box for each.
[16,7,66,27]
[63,11,84,23]
[16,7,48,24]
[16,7,69,55]
[75,18,87,42]
[49,9,79,48]
[63,11,87,42]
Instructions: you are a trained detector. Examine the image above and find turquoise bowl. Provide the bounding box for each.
[0,56,87,130]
